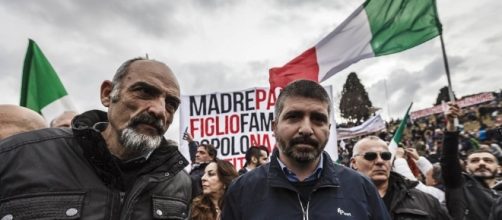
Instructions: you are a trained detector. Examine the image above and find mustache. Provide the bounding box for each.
[129,113,164,134]
[290,136,319,147]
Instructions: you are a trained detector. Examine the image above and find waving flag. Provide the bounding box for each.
[269,0,442,89]
[20,39,77,122]
[389,103,413,157]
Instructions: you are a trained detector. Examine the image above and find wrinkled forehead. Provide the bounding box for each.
[468,152,497,161]
[197,146,208,152]
[126,61,179,89]
[356,139,388,154]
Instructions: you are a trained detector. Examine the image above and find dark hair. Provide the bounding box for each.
[274,80,331,119]
[191,159,238,220]
[199,144,217,161]
[467,148,499,164]
[244,145,270,166]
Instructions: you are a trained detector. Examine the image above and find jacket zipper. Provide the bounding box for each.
[297,194,310,220]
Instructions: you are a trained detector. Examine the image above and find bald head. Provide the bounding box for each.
[0,105,47,140]
[50,111,77,128]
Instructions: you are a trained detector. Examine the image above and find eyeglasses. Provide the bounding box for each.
[354,151,392,161]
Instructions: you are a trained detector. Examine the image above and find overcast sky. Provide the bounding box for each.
[1,0,501,139]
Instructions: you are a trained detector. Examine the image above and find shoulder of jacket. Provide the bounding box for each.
[0,128,74,154]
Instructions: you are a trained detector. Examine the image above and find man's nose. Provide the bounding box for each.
[146,99,167,121]
[298,119,314,136]
[374,154,386,164]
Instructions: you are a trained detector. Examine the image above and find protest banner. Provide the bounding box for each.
[410,92,495,120]
[179,86,336,169]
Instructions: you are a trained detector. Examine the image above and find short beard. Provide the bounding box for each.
[471,169,498,180]
[278,136,325,164]
[120,127,162,156]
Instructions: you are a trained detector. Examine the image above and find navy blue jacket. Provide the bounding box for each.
[221,150,390,220]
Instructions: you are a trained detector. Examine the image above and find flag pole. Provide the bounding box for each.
[439,33,459,127]
[439,34,455,102]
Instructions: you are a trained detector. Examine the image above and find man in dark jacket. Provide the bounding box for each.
[489,196,502,220]
[238,145,270,175]
[351,136,450,219]
[188,143,217,197]
[222,80,390,220]
[0,57,192,219]
[441,103,501,220]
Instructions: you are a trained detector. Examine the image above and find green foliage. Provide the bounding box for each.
[339,72,373,124]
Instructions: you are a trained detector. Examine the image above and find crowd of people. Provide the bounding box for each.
[0,57,501,219]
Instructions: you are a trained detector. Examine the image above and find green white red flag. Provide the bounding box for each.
[20,39,77,122]
[269,0,442,89]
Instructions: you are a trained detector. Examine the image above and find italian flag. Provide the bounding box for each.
[269,0,442,89]
[20,39,78,122]
[389,103,413,158]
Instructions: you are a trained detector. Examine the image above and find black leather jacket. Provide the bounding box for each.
[441,131,501,220]
[0,110,191,220]
[386,172,450,220]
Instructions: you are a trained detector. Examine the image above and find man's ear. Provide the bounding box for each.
[251,156,258,164]
[272,120,277,134]
[100,80,113,107]
[350,158,357,170]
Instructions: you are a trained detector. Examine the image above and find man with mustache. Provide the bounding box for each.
[441,103,502,220]
[222,80,390,220]
[0,57,191,219]
[351,136,450,219]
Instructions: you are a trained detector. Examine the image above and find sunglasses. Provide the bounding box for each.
[354,151,392,161]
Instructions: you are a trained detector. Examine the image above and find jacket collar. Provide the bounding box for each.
[387,172,418,210]
[267,148,340,191]
[71,110,189,188]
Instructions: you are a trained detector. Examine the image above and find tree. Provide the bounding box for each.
[435,86,457,105]
[339,72,373,124]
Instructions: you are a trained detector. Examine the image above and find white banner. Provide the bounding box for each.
[336,114,386,140]
[179,86,337,169]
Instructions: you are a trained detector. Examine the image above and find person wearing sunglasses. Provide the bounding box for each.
[351,136,450,220]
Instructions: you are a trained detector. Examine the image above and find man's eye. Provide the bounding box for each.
[134,87,152,96]
[165,98,180,112]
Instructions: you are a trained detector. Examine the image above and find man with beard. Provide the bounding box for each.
[222,80,390,220]
[441,103,502,220]
[238,145,270,175]
[351,136,450,220]
[0,57,191,219]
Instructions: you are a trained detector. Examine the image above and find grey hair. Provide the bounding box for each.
[274,80,332,119]
[109,57,149,102]
[352,136,388,156]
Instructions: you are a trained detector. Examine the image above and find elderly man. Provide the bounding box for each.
[351,136,450,219]
[441,103,502,220]
[0,104,47,140]
[0,58,191,219]
[222,80,390,220]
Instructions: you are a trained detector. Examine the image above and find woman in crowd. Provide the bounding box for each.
[191,159,238,220]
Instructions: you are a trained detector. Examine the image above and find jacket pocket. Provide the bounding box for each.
[0,192,85,220]
[151,195,188,220]
[394,207,431,219]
